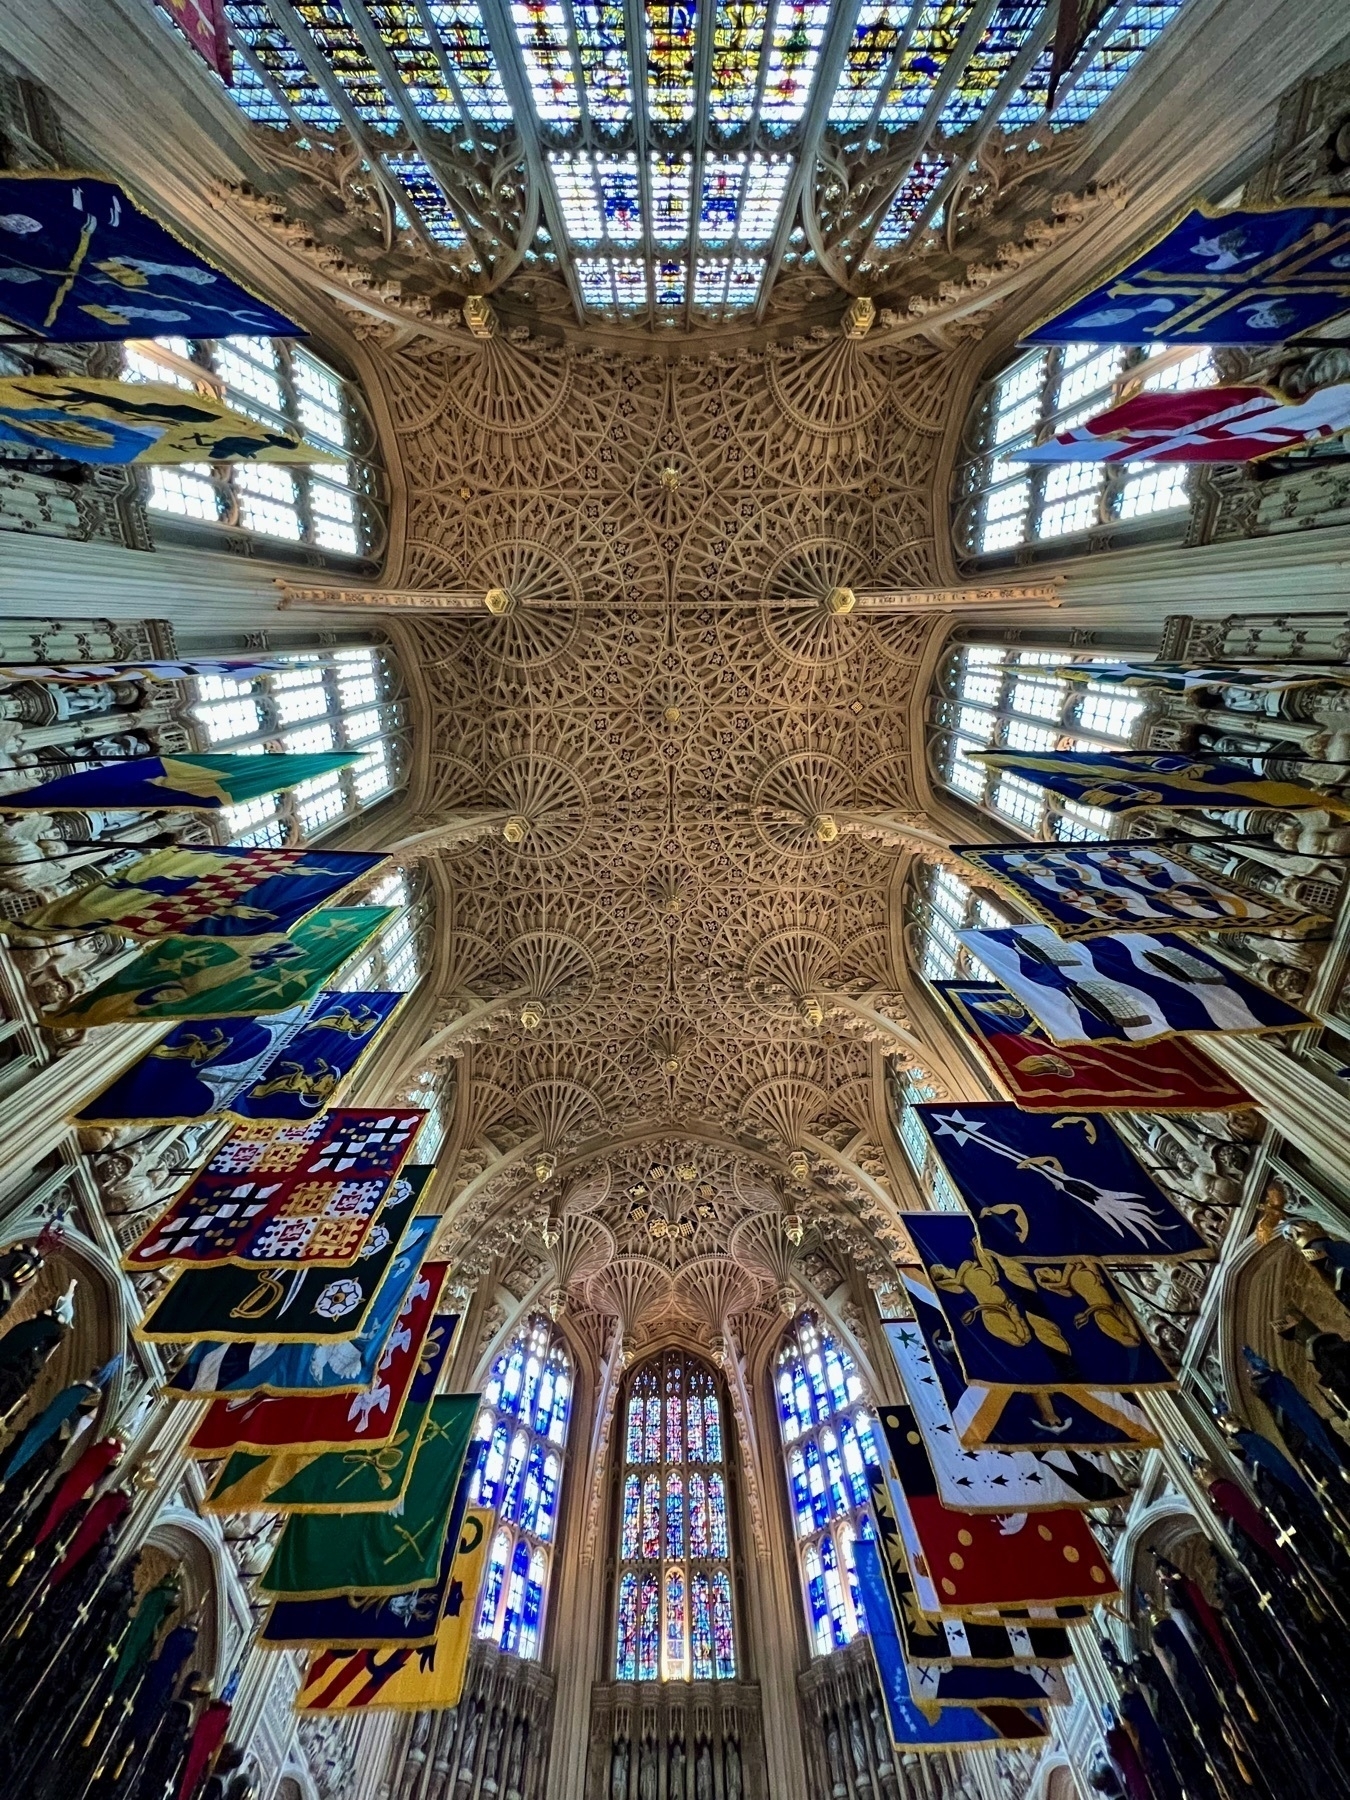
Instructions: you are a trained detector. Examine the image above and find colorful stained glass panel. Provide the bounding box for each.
[760,0,829,126]
[647,0,698,124]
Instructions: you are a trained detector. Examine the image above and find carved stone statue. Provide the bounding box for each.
[669,1738,686,1800]
[848,1704,867,1772]
[638,1739,658,1800]
[695,1740,713,1800]
[483,1706,505,1792]
[724,1736,742,1800]
[610,1739,629,1800]
[458,1703,482,1780]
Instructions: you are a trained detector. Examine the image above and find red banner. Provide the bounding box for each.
[157,0,232,82]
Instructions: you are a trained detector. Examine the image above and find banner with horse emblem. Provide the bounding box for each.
[0,172,297,341]
[913,1103,1210,1264]
[136,1166,430,1344]
[77,990,404,1125]
[928,984,1251,1112]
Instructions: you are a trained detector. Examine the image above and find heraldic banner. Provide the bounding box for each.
[2,750,360,813]
[76,990,404,1126]
[293,1508,494,1713]
[164,1211,437,1400]
[929,982,1251,1112]
[956,925,1312,1045]
[125,1108,425,1270]
[136,1166,430,1345]
[969,746,1350,819]
[1024,200,1350,346]
[0,172,298,341]
[955,840,1319,938]
[17,847,385,941]
[43,906,395,1027]
[0,376,340,465]
[913,1102,1209,1263]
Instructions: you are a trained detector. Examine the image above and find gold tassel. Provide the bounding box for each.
[5,1545,33,1586]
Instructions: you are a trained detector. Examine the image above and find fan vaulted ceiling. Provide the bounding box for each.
[218,0,1189,331]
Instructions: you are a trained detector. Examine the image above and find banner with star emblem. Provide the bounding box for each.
[165,1212,437,1398]
[1025,200,1350,346]
[202,1320,458,1514]
[876,1401,1119,1611]
[914,1103,1209,1264]
[42,906,396,1027]
[294,1508,493,1712]
[854,1536,1049,1751]
[136,1167,431,1344]
[899,1272,1159,1452]
[928,984,1251,1112]
[954,840,1319,938]
[0,172,298,341]
[186,1272,453,1455]
[903,1214,1175,1402]
[125,1109,425,1270]
[882,1315,1129,1511]
[956,925,1312,1045]
[77,991,405,1127]
[865,1467,1075,1668]
[16,847,384,942]
[259,1395,477,1598]
[967,746,1350,820]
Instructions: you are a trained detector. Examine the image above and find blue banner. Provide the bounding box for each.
[958,925,1310,1045]
[1026,201,1350,346]
[854,1538,1046,1749]
[0,172,299,341]
[77,990,403,1124]
[897,1275,1160,1453]
[914,1103,1207,1263]
[904,1213,1176,1395]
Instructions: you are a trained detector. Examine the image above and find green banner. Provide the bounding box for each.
[44,907,394,1026]
[259,1396,477,1599]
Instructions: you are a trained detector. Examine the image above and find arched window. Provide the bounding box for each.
[955,344,1215,562]
[123,335,383,566]
[929,644,1145,841]
[470,1316,572,1660]
[188,647,407,846]
[775,1312,881,1656]
[614,1350,736,1682]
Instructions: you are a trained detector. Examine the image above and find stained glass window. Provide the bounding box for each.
[776,1312,879,1656]
[472,1316,573,1659]
[614,1350,737,1681]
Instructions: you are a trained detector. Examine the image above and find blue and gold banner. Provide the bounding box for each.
[42,906,394,1027]
[0,377,337,465]
[77,990,403,1125]
[957,925,1312,1046]
[0,171,298,341]
[19,847,384,941]
[1026,200,1350,346]
[969,746,1350,819]
[1055,660,1350,694]
[1,750,360,813]
[914,1103,1209,1263]
[903,1213,1175,1397]
[955,841,1319,938]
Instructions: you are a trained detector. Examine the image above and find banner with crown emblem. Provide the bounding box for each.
[928,983,1250,1112]
[77,990,404,1126]
[294,1508,493,1713]
[135,1167,430,1344]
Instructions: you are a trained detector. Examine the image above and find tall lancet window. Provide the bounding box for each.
[469,1316,572,1660]
[776,1312,881,1656]
[615,1351,736,1682]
